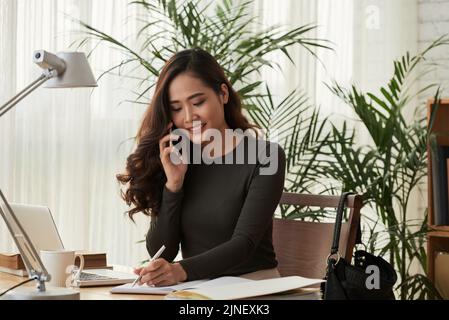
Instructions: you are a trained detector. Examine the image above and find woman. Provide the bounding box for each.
[117,48,286,286]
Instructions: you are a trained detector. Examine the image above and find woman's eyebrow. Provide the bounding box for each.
[170,92,205,104]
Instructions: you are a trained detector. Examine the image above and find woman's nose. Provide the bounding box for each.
[183,105,196,124]
[184,110,192,123]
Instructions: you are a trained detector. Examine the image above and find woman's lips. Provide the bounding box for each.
[189,123,206,133]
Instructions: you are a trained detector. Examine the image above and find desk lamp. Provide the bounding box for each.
[0,50,97,299]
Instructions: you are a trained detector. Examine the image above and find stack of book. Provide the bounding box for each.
[74,251,108,269]
[0,252,26,276]
[435,251,449,299]
[0,251,108,277]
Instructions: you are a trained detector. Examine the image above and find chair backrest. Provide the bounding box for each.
[272,192,363,279]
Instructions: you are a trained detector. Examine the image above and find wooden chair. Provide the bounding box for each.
[273,192,363,279]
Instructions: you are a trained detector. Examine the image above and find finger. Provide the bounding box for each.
[160,146,172,162]
[144,259,165,271]
[146,258,169,272]
[136,267,150,280]
[144,264,172,286]
[159,134,180,156]
[140,269,165,285]
[140,263,166,284]
[133,267,143,275]
[153,279,174,287]
[148,273,171,286]
[162,145,184,164]
[159,135,171,155]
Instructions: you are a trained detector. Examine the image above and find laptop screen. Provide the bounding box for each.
[3,203,65,252]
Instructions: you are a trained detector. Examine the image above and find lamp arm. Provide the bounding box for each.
[0,70,58,291]
[0,70,55,118]
[0,190,49,291]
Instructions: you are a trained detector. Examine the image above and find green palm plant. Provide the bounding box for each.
[73,0,334,218]
[74,0,331,104]
[246,85,337,220]
[310,36,449,299]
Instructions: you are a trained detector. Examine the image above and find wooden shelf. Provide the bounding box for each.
[429,225,449,233]
[427,99,449,285]
[428,231,449,238]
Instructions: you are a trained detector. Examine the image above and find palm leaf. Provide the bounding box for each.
[318,36,449,299]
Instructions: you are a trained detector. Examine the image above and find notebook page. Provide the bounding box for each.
[183,276,325,300]
[111,279,207,294]
[193,276,254,289]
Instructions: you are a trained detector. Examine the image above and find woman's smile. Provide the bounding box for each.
[187,122,207,134]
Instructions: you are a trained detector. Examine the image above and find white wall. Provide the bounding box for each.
[415,0,449,215]
[418,0,449,101]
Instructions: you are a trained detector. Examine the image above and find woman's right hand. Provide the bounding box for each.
[159,122,187,192]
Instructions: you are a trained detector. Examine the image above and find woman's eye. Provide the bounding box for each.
[171,107,181,112]
[193,100,205,106]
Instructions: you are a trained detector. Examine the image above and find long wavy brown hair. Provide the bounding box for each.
[117,48,259,220]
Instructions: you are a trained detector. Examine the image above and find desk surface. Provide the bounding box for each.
[0,271,321,300]
[0,272,163,300]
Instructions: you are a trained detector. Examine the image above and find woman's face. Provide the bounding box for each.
[168,72,229,144]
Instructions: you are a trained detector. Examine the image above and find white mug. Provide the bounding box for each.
[40,250,85,287]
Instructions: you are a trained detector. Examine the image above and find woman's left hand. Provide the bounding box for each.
[133,258,187,286]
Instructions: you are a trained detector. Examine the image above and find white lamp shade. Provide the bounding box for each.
[44,52,97,88]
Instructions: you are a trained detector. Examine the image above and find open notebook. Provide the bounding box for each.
[111,276,324,300]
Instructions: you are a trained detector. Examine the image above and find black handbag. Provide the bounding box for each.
[322,192,398,300]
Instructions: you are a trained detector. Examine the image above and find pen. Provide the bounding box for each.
[132,244,166,287]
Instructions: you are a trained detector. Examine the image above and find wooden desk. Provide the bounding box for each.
[0,272,163,300]
[0,272,321,300]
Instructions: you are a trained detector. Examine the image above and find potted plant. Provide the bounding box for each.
[311,36,449,299]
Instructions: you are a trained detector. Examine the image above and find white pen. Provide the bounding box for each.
[132,244,166,287]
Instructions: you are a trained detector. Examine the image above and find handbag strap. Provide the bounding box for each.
[330,192,355,255]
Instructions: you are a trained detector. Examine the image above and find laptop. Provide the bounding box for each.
[4,203,137,287]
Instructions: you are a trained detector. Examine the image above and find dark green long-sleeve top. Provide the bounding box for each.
[146,135,286,281]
